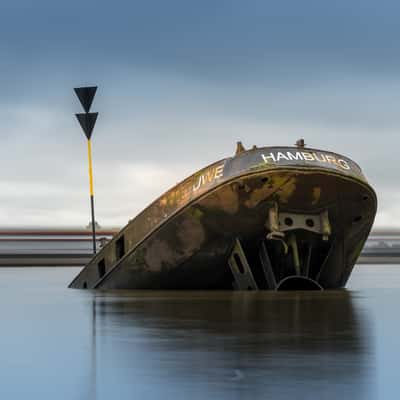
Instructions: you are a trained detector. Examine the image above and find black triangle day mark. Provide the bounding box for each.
[74,86,97,113]
[76,113,98,140]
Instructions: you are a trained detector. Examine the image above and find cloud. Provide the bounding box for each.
[0,70,396,228]
[0,1,398,229]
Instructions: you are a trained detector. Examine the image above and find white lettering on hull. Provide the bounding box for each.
[193,163,225,192]
[261,151,351,171]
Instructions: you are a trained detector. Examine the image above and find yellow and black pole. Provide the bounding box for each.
[87,136,96,254]
[74,86,99,254]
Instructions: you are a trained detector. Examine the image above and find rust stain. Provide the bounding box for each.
[144,239,180,271]
[244,186,270,208]
[312,187,322,205]
[177,216,206,255]
[199,186,239,215]
[277,178,296,204]
[144,213,205,271]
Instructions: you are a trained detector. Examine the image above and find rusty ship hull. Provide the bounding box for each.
[69,146,376,290]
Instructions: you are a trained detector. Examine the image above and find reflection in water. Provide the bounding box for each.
[90,291,371,400]
[0,267,385,400]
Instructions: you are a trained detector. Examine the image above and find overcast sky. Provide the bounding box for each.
[0,0,399,228]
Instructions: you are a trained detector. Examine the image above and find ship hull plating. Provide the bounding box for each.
[69,146,377,290]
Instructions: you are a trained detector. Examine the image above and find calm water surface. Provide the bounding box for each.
[0,265,399,399]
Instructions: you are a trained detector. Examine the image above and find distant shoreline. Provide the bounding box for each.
[0,228,397,267]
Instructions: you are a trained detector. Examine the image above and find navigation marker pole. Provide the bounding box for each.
[74,86,98,254]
